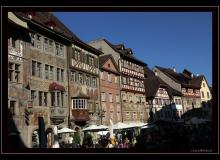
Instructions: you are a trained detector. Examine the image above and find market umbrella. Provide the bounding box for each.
[97,131,109,136]
[58,127,75,134]
[113,122,131,130]
[82,124,108,132]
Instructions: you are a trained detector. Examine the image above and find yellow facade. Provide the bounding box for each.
[200,78,212,102]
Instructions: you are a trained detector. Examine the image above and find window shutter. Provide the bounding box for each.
[84,52,87,63]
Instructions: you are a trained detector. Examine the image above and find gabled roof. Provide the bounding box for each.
[155,66,200,89]
[99,54,120,73]
[144,76,169,98]
[13,12,103,56]
[92,38,146,66]
[144,66,155,78]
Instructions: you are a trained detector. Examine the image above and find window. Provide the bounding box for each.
[101,92,106,102]
[8,63,20,83]
[109,93,113,103]
[36,35,42,49]
[30,33,35,47]
[89,56,94,66]
[126,112,130,120]
[9,101,16,116]
[48,40,54,53]
[207,92,210,99]
[203,83,205,87]
[37,62,41,77]
[45,65,49,79]
[32,61,41,77]
[57,68,60,81]
[59,45,64,57]
[100,71,104,80]
[61,92,64,106]
[31,90,36,105]
[71,71,76,82]
[116,95,120,103]
[202,91,204,98]
[44,38,49,52]
[72,98,87,109]
[92,77,96,87]
[108,73,111,82]
[61,69,64,82]
[39,91,43,106]
[133,112,137,119]
[55,43,64,57]
[8,63,13,81]
[44,92,48,106]
[86,75,90,86]
[78,73,83,84]
[51,92,55,106]
[49,66,54,80]
[57,92,60,106]
[30,33,41,49]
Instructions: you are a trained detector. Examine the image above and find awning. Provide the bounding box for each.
[49,82,65,92]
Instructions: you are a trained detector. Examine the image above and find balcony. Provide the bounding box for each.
[72,109,90,122]
[50,107,68,118]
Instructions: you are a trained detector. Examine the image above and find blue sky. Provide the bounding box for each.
[54,12,212,86]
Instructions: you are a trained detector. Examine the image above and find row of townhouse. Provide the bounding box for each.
[7,12,212,148]
[7,12,148,148]
[144,66,212,122]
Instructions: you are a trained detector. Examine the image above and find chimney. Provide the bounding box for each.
[173,67,176,72]
[191,73,194,78]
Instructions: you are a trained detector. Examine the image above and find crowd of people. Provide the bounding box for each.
[59,122,212,151]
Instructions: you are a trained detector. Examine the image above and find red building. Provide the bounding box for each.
[99,55,121,125]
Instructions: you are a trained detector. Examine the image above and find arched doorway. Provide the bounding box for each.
[32,130,39,148]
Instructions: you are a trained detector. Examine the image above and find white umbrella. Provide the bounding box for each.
[52,126,60,148]
[58,127,75,134]
[97,131,109,136]
[82,124,108,132]
[113,122,131,130]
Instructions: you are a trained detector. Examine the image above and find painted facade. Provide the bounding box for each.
[69,43,102,128]
[99,55,121,125]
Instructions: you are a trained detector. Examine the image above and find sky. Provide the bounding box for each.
[54,12,212,86]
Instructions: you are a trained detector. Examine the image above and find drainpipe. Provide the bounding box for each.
[67,44,71,128]
[118,57,123,123]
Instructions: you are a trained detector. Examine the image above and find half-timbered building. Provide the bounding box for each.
[88,39,147,123]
